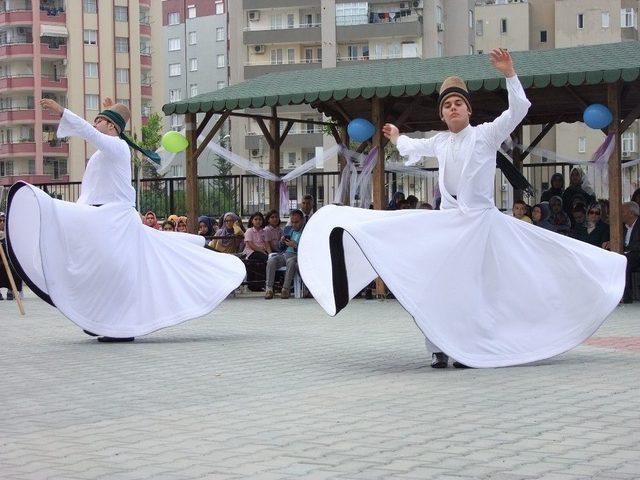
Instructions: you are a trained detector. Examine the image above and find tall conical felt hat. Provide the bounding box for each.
[438,76,472,116]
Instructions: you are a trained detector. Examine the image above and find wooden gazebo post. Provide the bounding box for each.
[371,97,386,296]
[185,113,198,233]
[607,82,623,254]
[269,107,281,211]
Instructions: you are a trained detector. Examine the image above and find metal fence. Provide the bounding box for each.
[2,161,636,217]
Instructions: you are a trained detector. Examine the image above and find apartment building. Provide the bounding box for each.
[475,0,640,203]
[162,0,227,177]
[0,0,165,186]
[228,0,475,180]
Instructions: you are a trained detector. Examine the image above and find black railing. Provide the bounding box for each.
[3,161,631,217]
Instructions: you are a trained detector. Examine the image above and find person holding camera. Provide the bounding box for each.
[265,209,305,299]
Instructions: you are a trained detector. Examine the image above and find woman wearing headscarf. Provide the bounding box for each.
[197,215,215,238]
[575,203,610,248]
[548,196,572,234]
[210,212,244,254]
[387,191,405,210]
[540,173,565,202]
[143,211,161,230]
[176,217,188,233]
[562,167,595,214]
[531,202,554,231]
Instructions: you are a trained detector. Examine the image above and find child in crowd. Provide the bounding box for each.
[512,199,532,223]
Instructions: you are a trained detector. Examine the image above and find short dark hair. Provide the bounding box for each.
[302,194,314,203]
[265,209,280,224]
[513,199,527,207]
[248,211,265,227]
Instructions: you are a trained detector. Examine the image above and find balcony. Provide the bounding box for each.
[0,74,34,90]
[0,140,66,157]
[139,0,150,5]
[41,75,67,90]
[0,108,61,123]
[0,42,34,57]
[336,17,421,42]
[41,43,67,57]
[140,54,152,67]
[244,23,321,45]
[0,9,32,23]
[40,9,65,23]
[139,22,151,36]
[141,84,152,97]
[243,0,318,8]
[244,59,320,79]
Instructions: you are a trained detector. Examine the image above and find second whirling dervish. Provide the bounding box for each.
[297,49,626,368]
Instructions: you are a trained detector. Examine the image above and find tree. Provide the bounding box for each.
[132,113,165,215]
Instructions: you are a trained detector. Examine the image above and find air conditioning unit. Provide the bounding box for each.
[254,45,266,54]
[412,0,423,7]
[250,148,262,157]
[399,2,409,8]
[248,10,260,22]
[437,23,445,32]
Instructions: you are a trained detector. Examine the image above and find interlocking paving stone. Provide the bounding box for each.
[0,290,639,479]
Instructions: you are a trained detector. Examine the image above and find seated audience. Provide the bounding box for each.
[569,204,587,237]
[541,173,565,202]
[161,220,176,231]
[406,195,419,209]
[613,201,640,304]
[575,203,609,248]
[562,167,595,215]
[512,199,532,223]
[210,212,243,254]
[387,191,405,210]
[548,196,571,234]
[143,211,160,229]
[265,209,305,300]
[243,212,271,290]
[176,217,188,233]
[198,215,216,238]
[263,209,283,252]
[300,194,315,223]
[419,202,433,210]
[532,203,554,231]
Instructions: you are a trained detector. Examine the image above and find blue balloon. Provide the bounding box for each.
[583,104,613,129]
[347,118,376,142]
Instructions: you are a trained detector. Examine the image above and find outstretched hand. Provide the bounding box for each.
[39,98,64,115]
[102,97,114,109]
[382,123,400,145]
[489,48,516,78]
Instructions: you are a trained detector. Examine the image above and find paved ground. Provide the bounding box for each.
[0,289,639,480]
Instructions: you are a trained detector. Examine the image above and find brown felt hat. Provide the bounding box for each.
[95,103,130,134]
[438,76,472,116]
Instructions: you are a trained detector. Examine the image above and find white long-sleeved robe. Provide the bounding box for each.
[297,76,626,368]
[5,111,245,337]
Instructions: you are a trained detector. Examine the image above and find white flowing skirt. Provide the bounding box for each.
[5,182,246,337]
[298,205,626,368]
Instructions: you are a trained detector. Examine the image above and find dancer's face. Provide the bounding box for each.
[441,95,470,133]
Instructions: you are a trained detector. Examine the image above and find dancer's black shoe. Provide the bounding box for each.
[98,336,135,343]
[83,330,98,337]
[431,352,448,368]
[452,361,471,369]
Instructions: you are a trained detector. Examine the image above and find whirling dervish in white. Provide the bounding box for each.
[298,49,626,368]
[5,97,245,342]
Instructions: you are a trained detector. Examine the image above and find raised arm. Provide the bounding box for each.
[40,98,124,155]
[482,49,531,147]
[384,123,437,165]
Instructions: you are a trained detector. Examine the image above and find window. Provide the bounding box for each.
[476,19,483,36]
[622,132,637,154]
[288,152,296,166]
[621,8,636,28]
[215,0,224,15]
[577,13,584,29]
[270,14,284,29]
[578,137,586,153]
[188,31,197,45]
[84,62,98,78]
[116,98,129,107]
[83,29,97,45]
[270,49,283,65]
[287,48,295,64]
[437,42,444,58]
[189,58,198,71]
[190,84,198,97]
[468,10,474,29]
[216,28,224,41]
[169,89,181,102]
[217,54,225,68]
[500,18,507,34]
[171,114,183,129]
[287,14,295,28]
[188,5,196,19]
[217,81,226,90]
[168,38,181,51]
[317,48,322,62]
[304,48,313,63]
[83,0,97,14]
[602,11,610,28]
[115,37,129,53]
[168,12,180,25]
[85,94,99,110]
[469,45,474,55]
[169,63,181,76]
[540,30,547,42]
[140,40,151,55]
[116,68,129,84]
[336,2,368,26]
[436,5,443,24]
[114,6,128,22]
